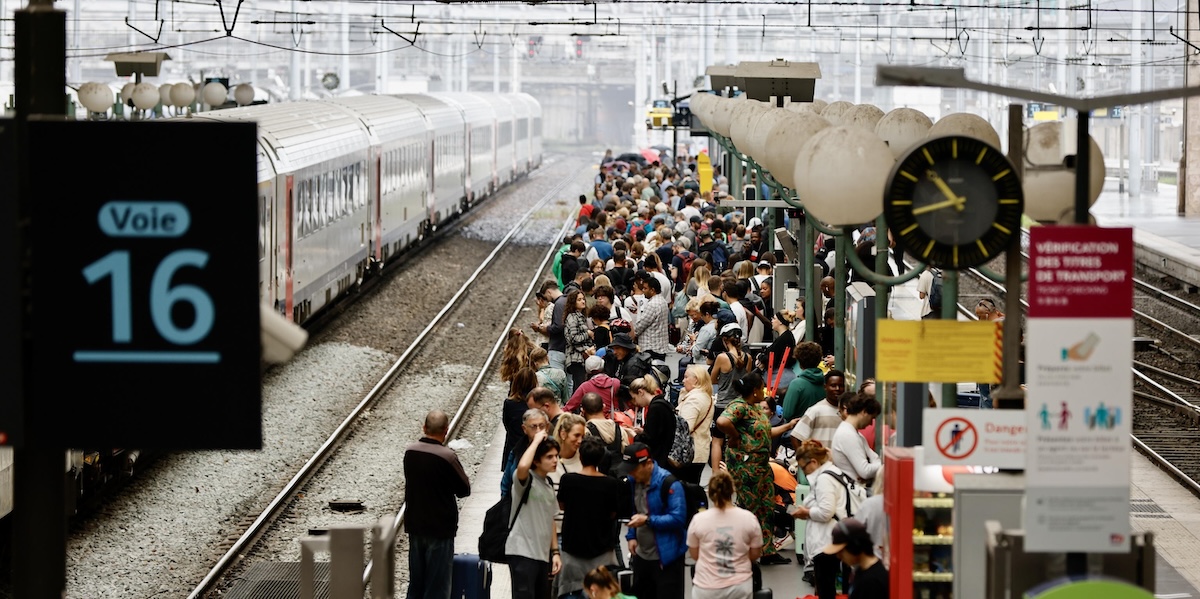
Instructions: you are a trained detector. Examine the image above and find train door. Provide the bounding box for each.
[428,135,438,226]
[283,174,295,321]
[373,146,383,264]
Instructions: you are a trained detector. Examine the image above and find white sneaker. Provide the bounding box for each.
[773,532,794,551]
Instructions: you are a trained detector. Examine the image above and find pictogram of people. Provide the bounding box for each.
[1058,401,1071,430]
[1039,404,1051,430]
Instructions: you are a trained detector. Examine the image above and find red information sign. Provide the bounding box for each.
[1028,226,1134,318]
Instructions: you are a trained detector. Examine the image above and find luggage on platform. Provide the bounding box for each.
[451,553,491,599]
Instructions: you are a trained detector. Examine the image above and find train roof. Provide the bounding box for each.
[192,101,369,173]
[506,93,542,119]
[391,94,463,133]
[326,95,429,145]
[473,94,515,121]
[427,93,495,127]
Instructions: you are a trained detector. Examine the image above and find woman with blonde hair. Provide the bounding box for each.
[553,413,587,476]
[627,374,677,474]
[686,264,711,299]
[687,470,763,598]
[734,260,756,281]
[500,327,535,385]
[676,364,714,484]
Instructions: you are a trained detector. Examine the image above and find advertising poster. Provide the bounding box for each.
[1025,226,1133,552]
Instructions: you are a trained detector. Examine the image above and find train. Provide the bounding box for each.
[0,92,544,522]
[192,91,544,323]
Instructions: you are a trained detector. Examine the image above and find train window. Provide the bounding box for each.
[340,166,348,217]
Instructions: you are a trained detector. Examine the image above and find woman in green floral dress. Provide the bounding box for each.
[716,371,799,565]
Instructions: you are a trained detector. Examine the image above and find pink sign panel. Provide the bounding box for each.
[1029,226,1133,318]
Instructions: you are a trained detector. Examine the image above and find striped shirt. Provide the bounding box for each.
[790,398,842,450]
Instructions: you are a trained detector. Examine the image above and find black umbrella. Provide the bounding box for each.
[615,152,648,166]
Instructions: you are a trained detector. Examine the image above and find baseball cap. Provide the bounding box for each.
[585,355,606,373]
[758,260,772,269]
[720,322,742,337]
[609,333,637,350]
[822,518,871,555]
[623,442,652,464]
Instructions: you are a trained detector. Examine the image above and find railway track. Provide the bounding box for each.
[955,229,1200,498]
[188,168,579,598]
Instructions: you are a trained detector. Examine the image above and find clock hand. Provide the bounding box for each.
[911,196,966,216]
[926,170,963,204]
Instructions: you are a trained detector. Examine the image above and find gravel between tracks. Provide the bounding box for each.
[63,153,594,598]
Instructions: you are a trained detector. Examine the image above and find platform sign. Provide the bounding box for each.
[922,408,1026,468]
[23,121,261,449]
[876,320,1001,383]
[1026,226,1133,552]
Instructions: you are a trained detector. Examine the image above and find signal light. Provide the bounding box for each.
[528,39,537,58]
[575,38,583,58]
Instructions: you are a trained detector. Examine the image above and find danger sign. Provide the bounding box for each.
[936,417,977,460]
[922,409,1026,468]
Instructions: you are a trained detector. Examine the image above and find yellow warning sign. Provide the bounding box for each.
[876,320,1002,383]
[697,153,713,195]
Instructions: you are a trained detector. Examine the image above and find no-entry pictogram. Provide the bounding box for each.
[935,417,978,460]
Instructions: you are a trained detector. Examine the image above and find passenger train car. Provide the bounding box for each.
[4,93,543,523]
[191,92,543,324]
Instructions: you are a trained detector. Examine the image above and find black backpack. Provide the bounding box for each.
[659,474,708,527]
[929,269,944,312]
[606,266,633,298]
[478,474,533,564]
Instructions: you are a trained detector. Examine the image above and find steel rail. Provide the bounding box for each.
[360,203,578,589]
[188,167,580,599]
[1131,367,1200,413]
[1131,435,1200,497]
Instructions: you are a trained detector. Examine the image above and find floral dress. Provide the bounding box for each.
[722,396,778,556]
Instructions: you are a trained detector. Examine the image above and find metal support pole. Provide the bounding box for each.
[1067,108,1091,581]
[802,217,816,341]
[996,104,1027,412]
[940,270,959,407]
[834,234,848,371]
[12,3,68,597]
[874,214,889,321]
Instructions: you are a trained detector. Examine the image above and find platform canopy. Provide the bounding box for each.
[734,59,821,103]
[104,52,171,77]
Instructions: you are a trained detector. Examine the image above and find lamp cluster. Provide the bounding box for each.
[75,81,258,118]
[688,93,1106,226]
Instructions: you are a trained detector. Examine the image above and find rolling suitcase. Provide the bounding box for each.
[451,553,491,599]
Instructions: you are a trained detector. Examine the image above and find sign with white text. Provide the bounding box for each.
[1026,226,1133,552]
[921,408,1026,468]
[24,121,261,449]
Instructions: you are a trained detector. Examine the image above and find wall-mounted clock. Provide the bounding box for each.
[883,135,1024,270]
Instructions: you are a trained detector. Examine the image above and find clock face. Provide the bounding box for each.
[884,135,1024,269]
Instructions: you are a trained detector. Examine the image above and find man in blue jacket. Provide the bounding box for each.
[623,442,686,599]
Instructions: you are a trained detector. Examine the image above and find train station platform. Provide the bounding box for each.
[1092,180,1200,289]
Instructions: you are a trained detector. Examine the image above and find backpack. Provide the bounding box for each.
[478,473,533,564]
[676,251,696,289]
[929,269,944,312]
[821,470,866,521]
[551,245,569,289]
[659,474,708,527]
[606,266,633,299]
[587,420,625,477]
[656,398,695,469]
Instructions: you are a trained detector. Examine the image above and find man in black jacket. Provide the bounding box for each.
[403,410,471,599]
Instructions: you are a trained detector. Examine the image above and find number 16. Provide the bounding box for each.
[83,250,215,345]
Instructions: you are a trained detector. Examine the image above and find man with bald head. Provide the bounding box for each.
[404,410,471,599]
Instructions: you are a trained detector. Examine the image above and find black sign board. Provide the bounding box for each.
[0,122,20,447]
[23,120,261,449]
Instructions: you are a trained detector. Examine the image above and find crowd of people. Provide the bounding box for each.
[403,150,894,599]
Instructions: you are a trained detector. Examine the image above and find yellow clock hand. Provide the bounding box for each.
[927,170,961,203]
[911,196,966,215]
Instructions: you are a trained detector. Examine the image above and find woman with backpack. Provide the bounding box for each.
[791,440,855,599]
[628,374,678,476]
[676,365,714,485]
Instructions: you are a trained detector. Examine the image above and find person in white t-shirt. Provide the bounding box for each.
[916,269,934,319]
[791,370,848,453]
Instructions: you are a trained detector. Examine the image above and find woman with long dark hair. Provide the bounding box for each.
[564,290,595,396]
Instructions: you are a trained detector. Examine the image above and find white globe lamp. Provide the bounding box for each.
[842,105,885,131]
[77,82,114,114]
[170,82,195,108]
[820,101,854,125]
[762,112,830,189]
[875,108,934,158]
[234,83,256,107]
[794,126,895,226]
[202,82,227,107]
[928,113,1002,149]
[159,84,174,106]
[1023,121,1105,222]
[131,82,160,111]
[120,82,136,105]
